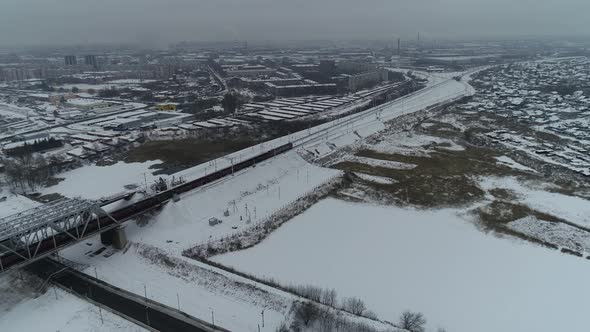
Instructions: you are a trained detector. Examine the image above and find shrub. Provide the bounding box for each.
[399,310,427,332]
[294,301,321,326]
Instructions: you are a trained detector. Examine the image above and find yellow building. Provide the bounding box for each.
[155,103,179,111]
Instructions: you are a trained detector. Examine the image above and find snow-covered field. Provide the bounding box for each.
[509,216,590,253]
[55,151,340,331]
[0,70,478,331]
[213,198,590,332]
[0,193,40,219]
[479,177,590,228]
[109,152,340,256]
[42,160,162,200]
[364,132,464,156]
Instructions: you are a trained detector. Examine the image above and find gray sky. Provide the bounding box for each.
[1,0,589,47]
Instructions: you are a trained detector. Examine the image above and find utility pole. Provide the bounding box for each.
[98,305,104,324]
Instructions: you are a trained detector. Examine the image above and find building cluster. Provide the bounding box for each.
[463,57,590,177]
[0,40,532,173]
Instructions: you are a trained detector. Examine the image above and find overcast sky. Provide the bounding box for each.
[1,0,589,47]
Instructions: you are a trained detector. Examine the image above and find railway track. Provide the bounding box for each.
[0,72,474,274]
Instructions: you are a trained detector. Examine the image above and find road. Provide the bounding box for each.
[27,258,229,332]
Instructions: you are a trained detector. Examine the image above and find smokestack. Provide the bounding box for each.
[397,38,401,56]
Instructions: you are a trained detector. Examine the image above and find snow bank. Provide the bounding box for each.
[335,155,416,170]
[0,275,145,332]
[354,173,397,185]
[495,156,537,173]
[60,241,289,332]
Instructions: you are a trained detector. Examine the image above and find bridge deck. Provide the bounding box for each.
[0,198,97,242]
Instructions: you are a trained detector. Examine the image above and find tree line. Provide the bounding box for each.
[5,137,63,157]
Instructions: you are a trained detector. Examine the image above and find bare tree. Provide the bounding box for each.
[4,154,51,193]
[275,321,289,332]
[294,301,321,326]
[293,284,322,302]
[342,297,366,315]
[321,288,338,307]
[399,311,427,332]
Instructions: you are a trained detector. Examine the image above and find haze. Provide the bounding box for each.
[1,0,589,46]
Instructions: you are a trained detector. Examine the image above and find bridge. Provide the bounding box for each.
[0,142,294,274]
[0,198,122,273]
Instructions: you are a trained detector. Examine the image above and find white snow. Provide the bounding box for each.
[213,198,590,332]
[11,70,476,331]
[55,151,339,331]
[42,160,162,200]
[494,156,537,173]
[114,152,339,256]
[479,177,590,227]
[354,173,397,184]
[0,193,40,219]
[509,216,590,252]
[335,155,416,170]
[60,242,289,332]
[0,273,146,332]
[368,132,464,156]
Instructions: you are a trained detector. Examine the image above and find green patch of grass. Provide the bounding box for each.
[421,121,462,138]
[332,144,540,208]
[356,145,508,177]
[333,161,484,207]
[124,138,256,174]
[489,188,518,201]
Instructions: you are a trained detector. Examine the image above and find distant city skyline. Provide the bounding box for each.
[1,0,590,47]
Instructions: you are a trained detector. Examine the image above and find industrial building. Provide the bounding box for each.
[84,55,98,68]
[64,55,77,66]
[155,103,180,111]
[265,81,337,97]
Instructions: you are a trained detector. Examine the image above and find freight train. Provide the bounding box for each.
[0,142,294,272]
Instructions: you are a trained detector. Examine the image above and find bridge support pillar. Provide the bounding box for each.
[100,226,128,249]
